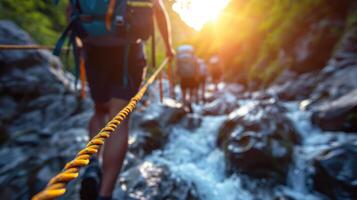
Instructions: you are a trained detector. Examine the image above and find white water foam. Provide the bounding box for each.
[148,115,253,200]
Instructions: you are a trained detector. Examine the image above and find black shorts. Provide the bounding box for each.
[84,43,147,103]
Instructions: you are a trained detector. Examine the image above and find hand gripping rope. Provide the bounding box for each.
[32,58,169,200]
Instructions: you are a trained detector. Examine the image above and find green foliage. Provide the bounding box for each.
[0,0,67,45]
[346,9,357,29]
[248,0,323,86]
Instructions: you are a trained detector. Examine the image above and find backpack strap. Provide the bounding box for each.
[123,41,131,87]
[53,18,78,56]
[106,0,118,31]
[127,0,153,7]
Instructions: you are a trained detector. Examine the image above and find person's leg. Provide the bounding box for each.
[89,103,109,139]
[181,80,187,105]
[99,98,129,197]
[202,80,206,103]
[194,84,199,104]
[189,86,194,104]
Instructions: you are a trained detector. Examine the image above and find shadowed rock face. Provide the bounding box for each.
[129,99,188,158]
[313,143,357,200]
[0,21,93,199]
[312,89,357,132]
[218,99,299,182]
[120,162,198,200]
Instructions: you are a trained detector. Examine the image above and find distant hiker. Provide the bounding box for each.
[209,55,222,91]
[58,1,175,200]
[197,58,208,103]
[176,45,198,107]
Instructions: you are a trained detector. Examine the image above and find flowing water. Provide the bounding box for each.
[136,97,356,200]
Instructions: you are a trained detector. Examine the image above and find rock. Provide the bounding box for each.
[270,59,357,103]
[313,143,357,200]
[0,20,49,68]
[288,19,344,73]
[180,113,202,130]
[0,96,17,121]
[311,65,357,103]
[218,100,299,181]
[270,71,323,101]
[0,96,17,143]
[119,162,197,200]
[269,15,357,102]
[312,89,357,132]
[130,99,187,157]
[203,90,238,115]
[0,21,92,199]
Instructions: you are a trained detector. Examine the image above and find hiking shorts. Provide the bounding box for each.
[84,43,147,103]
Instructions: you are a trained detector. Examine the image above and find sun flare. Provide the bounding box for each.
[172,0,230,31]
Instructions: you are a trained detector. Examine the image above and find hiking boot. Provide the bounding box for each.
[80,158,101,200]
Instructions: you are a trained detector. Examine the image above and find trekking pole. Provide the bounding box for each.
[151,18,163,103]
[159,71,164,102]
[75,37,87,99]
[167,60,175,99]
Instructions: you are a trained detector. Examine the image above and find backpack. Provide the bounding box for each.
[176,54,197,78]
[54,0,153,44]
[197,59,208,77]
[53,0,154,96]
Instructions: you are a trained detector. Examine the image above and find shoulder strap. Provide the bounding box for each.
[106,0,118,31]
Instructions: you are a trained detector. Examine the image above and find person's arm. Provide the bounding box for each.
[153,0,175,59]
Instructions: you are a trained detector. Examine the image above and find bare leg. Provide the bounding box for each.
[189,87,193,104]
[99,98,129,197]
[89,103,109,139]
[201,81,206,103]
[181,84,187,105]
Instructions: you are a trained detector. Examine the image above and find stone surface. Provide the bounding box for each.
[130,99,187,158]
[120,162,197,200]
[203,90,238,116]
[0,21,92,199]
[218,100,299,181]
[313,143,357,200]
[312,89,357,132]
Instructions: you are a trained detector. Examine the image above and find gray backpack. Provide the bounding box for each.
[176,45,196,78]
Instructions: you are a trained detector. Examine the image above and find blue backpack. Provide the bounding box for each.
[53,0,154,93]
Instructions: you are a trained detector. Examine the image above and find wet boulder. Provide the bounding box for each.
[180,113,202,130]
[313,143,357,200]
[119,162,197,200]
[203,90,238,115]
[218,99,299,181]
[129,99,187,157]
[312,89,357,132]
[270,71,322,101]
[311,65,357,103]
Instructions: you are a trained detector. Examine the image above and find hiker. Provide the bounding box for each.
[176,45,198,107]
[197,58,208,103]
[208,55,222,91]
[61,1,175,200]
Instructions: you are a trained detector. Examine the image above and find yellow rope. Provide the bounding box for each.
[32,58,169,200]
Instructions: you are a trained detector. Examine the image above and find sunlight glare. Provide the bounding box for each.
[172,0,230,31]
